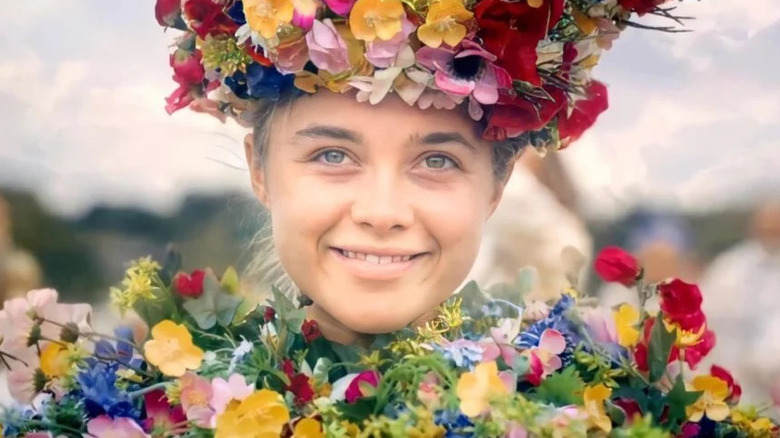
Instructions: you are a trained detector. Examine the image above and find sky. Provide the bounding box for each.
[0,0,778,218]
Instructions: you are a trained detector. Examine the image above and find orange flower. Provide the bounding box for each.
[244,0,295,39]
[417,0,473,48]
[143,320,203,377]
[455,361,509,417]
[348,0,405,42]
[293,417,324,438]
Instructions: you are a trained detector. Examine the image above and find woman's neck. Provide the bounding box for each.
[305,303,375,348]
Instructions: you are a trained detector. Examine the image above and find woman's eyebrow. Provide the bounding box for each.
[294,125,364,144]
[417,132,476,151]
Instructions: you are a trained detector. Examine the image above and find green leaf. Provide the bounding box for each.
[133,286,179,328]
[182,270,242,330]
[335,397,377,423]
[612,385,649,414]
[647,319,676,383]
[158,248,182,287]
[664,375,702,430]
[534,366,585,406]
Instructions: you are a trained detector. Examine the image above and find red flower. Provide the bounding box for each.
[345,370,380,404]
[678,422,701,438]
[143,389,187,433]
[523,352,545,386]
[155,0,182,27]
[613,398,642,424]
[165,49,207,114]
[658,279,705,330]
[173,269,206,298]
[594,246,641,287]
[301,320,321,343]
[710,365,742,404]
[617,0,668,16]
[669,329,715,370]
[281,360,315,405]
[183,0,239,38]
[474,0,564,85]
[558,81,609,148]
[263,307,276,322]
[483,86,567,140]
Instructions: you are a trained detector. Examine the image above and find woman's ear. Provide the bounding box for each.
[244,132,270,207]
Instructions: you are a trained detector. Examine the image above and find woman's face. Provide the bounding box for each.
[247,91,508,335]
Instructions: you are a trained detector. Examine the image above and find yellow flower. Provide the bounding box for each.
[293,417,323,438]
[732,408,775,434]
[663,319,706,348]
[455,361,509,417]
[40,343,71,378]
[244,0,295,39]
[111,257,160,313]
[686,375,730,422]
[349,0,405,42]
[215,389,290,438]
[583,384,612,433]
[417,0,473,48]
[143,320,203,377]
[614,304,640,348]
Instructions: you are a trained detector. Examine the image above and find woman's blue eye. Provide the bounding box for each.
[317,150,346,164]
[424,154,455,169]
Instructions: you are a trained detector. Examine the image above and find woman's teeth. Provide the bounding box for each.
[340,250,413,264]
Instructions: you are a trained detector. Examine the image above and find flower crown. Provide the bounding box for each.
[157,0,690,151]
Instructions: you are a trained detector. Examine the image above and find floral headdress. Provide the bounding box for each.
[157,0,690,151]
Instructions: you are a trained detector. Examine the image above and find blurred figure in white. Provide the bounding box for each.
[599,211,701,311]
[469,150,592,300]
[700,200,780,408]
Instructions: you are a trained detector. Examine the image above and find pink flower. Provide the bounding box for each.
[582,307,619,345]
[506,422,528,438]
[180,373,215,428]
[416,372,441,410]
[210,374,254,418]
[323,0,356,15]
[345,370,380,403]
[522,329,566,385]
[272,35,310,74]
[306,19,351,73]
[143,389,186,434]
[481,319,520,365]
[87,416,150,438]
[7,354,43,404]
[365,16,415,68]
[292,0,319,29]
[416,40,512,110]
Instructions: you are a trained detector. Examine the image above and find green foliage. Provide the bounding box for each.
[648,319,676,383]
[663,376,702,431]
[182,270,242,330]
[534,366,585,406]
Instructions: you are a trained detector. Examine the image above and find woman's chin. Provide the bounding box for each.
[336,312,414,335]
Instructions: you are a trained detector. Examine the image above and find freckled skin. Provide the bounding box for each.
[246,91,510,344]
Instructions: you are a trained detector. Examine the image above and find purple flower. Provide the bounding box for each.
[305,19,351,73]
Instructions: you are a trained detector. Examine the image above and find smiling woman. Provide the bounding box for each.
[243,90,517,343]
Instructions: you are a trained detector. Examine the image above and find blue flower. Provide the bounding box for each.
[516,294,579,366]
[93,326,142,369]
[435,340,484,370]
[226,1,246,24]
[224,63,295,101]
[434,410,474,437]
[75,361,137,419]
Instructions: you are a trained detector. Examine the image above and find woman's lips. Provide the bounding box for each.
[329,247,425,281]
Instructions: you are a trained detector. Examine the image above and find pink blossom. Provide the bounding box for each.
[87,416,150,438]
[210,374,254,417]
[506,422,528,438]
[345,370,380,403]
[365,17,415,68]
[165,48,206,114]
[306,19,351,73]
[522,329,566,385]
[481,319,520,365]
[416,372,441,410]
[323,0,357,15]
[272,36,310,74]
[180,373,215,428]
[292,0,319,29]
[582,307,618,345]
[416,40,512,107]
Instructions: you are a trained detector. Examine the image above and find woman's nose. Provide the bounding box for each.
[350,171,414,233]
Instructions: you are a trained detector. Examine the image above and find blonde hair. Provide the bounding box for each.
[242,95,524,301]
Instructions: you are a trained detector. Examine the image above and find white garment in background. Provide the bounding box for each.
[467,166,592,299]
[699,240,780,406]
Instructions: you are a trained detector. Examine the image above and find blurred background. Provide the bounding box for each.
[1,0,779,408]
